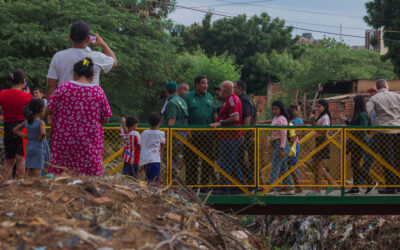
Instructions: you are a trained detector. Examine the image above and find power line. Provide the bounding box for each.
[176,5,368,31]
[173,4,400,43]
[176,5,364,37]
[192,0,275,8]
[284,20,366,31]
[192,0,364,19]
[190,0,400,26]
[177,1,369,31]
[159,0,400,32]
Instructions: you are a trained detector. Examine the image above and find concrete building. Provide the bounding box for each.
[299,33,319,45]
[365,28,388,55]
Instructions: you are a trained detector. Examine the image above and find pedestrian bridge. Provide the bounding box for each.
[2,124,400,215]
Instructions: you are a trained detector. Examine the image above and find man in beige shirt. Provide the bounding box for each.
[366,79,400,194]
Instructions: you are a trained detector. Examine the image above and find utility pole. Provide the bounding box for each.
[339,23,342,41]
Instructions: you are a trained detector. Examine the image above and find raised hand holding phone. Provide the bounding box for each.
[92,33,106,47]
[89,35,97,44]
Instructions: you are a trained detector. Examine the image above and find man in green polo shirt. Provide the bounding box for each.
[163,81,188,179]
[163,81,188,126]
[183,75,217,190]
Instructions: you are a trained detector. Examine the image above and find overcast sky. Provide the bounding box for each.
[170,0,371,46]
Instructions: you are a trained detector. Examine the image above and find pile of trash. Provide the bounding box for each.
[264,215,400,249]
[0,174,265,249]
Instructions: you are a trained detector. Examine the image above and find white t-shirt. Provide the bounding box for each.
[47,47,114,85]
[316,114,330,136]
[317,114,330,126]
[139,129,165,166]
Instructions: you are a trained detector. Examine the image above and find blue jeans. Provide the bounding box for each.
[218,138,244,192]
[122,162,139,178]
[145,162,160,183]
[270,139,293,188]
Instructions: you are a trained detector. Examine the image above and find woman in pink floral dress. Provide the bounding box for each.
[48,58,112,175]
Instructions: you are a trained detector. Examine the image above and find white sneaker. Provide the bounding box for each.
[280,189,295,195]
[365,183,378,194]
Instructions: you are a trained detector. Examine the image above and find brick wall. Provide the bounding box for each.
[328,100,354,125]
[253,96,268,115]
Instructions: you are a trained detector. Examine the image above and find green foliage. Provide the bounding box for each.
[2,0,396,124]
[104,0,176,18]
[281,38,397,100]
[364,0,400,76]
[175,13,301,94]
[169,51,241,95]
[246,50,301,94]
[310,36,350,49]
[0,0,175,121]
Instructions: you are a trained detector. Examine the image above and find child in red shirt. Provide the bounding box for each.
[120,116,140,178]
[0,69,32,179]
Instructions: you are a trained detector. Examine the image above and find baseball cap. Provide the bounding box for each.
[166,81,177,92]
[70,21,90,42]
[367,86,378,93]
[214,82,223,90]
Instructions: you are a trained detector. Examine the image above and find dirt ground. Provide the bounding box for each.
[0,174,265,250]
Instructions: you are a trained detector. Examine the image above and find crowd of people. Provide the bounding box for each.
[1,20,400,196]
[0,21,116,180]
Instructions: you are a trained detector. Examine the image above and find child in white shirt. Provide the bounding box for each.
[139,113,165,184]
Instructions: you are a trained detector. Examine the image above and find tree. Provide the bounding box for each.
[364,0,400,75]
[176,13,302,94]
[0,0,178,121]
[169,51,241,95]
[281,38,397,100]
[0,0,242,121]
[105,0,176,19]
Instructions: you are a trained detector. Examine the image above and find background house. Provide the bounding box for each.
[309,79,400,124]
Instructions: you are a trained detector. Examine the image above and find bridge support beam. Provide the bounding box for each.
[203,195,400,215]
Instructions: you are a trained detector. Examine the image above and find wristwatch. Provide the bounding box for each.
[220,119,224,125]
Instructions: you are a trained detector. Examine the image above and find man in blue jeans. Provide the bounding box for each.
[210,81,244,195]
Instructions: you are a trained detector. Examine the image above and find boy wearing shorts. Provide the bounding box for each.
[120,116,140,177]
[139,113,165,184]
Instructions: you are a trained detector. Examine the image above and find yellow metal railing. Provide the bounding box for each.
[3,124,400,194]
[102,126,169,184]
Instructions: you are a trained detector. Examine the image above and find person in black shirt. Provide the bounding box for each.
[234,80,256,185]
[214,83,224,114]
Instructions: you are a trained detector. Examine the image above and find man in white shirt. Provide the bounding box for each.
[366,79,400,194]
[46,21,117,99]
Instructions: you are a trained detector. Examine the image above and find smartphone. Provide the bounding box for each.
[89,35,97,44]
[23,80,30,92]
